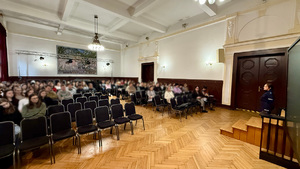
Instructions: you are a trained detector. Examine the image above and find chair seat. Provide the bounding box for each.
[97,121,115,129]
[114,117,130,124]
[0,144,14,157]
[18,136,49,151]
[128,114,143,120]
[52,129,76,142]
[77,125,98,134]
[157,104,168,107]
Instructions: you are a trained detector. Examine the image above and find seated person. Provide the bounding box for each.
[67,83,77,95]
[76,83,84,94]
[45,85,58,100]
[182,83,189,93]
[154,83,161,92]
[192,86,207,112]
[164,86,174,103]
[173,83,182,95]
[21,94,46,119]
[202,86,216,110]
[57,84,73,101]
[146,86,156,102]
[87,83,96,93]
[18,89,34,112]
[126,82,136,95]
[0,98,23,135]
[39,90,56,107]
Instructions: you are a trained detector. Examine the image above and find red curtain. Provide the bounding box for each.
[0,23,8,81]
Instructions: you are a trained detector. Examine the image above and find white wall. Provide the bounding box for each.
[122,21,226,81]
[7,33,121,77]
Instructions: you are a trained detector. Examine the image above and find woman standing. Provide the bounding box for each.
[21,94,46,119]
[260,83,274,113]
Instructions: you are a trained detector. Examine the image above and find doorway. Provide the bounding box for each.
[231,48,288,112]
[141,62,154,82]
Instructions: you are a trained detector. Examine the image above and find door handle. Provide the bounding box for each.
[258,86,262,92]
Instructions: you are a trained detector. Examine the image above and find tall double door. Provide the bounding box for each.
[236,55,287,112]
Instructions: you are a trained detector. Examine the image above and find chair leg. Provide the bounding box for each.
[13,149,16,169]
[98,130,102,147]
[52,141,56,164]
[130,121,134,135]
[185,109,187,119]
[124,123,126,130]
[78,135,81,154]
[17,149,20,168]
[116,125,120,140]
[135,120,137,126]
[179,111,182,122]
[49,140,53,164]
[142,118,145,130]
[110,126,113,134]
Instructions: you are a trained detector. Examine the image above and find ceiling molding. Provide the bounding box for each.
[61,0,76,21]
[128,0,159,17]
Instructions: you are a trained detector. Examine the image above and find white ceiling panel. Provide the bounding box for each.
[119,22,154,36]
[143,0,205,27]
[9,0,64,15]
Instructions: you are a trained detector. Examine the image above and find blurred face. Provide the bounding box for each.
[57,82,61,86]
[6,91,14,98]
[21,84,27,90]
[40,91,46,98]
[45,86,51,92]
[264,84,270,91]
[30,95,39,104]
[0,101,10,108]
[167,86,172,92]
[150,87,153,91]
[89,83,93,88]
[195,87,199,92]
[28,90,34,96]
[61,85,66,91]
[68,84,73,89]
[14,87,22,95]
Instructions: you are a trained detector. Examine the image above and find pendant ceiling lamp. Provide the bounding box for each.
[197,0,219,5]
[88,15,104,51]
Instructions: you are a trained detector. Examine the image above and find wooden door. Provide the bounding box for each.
[258,55,286,111]
[236,57,260,110]
[141,62,154,82]
[236,55,287,111]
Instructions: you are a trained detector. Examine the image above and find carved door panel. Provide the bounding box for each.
[236,55,287,111]
[258,55,286,112]
[236,57,260,110]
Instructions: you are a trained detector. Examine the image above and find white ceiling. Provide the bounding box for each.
[0,0,265,47]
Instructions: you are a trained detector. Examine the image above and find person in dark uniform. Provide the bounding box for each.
[260,83,274,113]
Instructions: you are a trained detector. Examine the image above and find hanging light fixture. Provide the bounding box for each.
[88,15,104,51]
[197,0,220,5]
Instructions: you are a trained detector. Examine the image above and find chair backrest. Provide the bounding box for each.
[61,98,74,111]
[47,104,65,116]
[0,121,14,146]
[130,94,136,104]
[170,98,177,109]
[83,93,92,99]
[182,95,188,103]
[50,111,72,134]
[100,95,109,100]
[89,96,99,106]
[84,101,97,113]
[75,109,93,127]
[94,92,102,98]
[135,91,141,99]
[67,102,82,121]
[110,98,120,106]
[76,97,87,107]
[176,96,184,105]
[98,99,109,107]
[73,93,82,101]
[141,90,146,98]
[95,106,110,123]
[111,104,124,119]
[154,95,162,106]
[124,102,136,116]
[52,99,59,105]
[20,116,47,141]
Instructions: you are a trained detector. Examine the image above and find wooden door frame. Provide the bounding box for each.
[230,47,288,109]
[141,62,154,82]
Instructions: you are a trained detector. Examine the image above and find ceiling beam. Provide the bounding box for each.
[81,0,166,33]
[128,0,159,17]
[200,3,217,16]
[61,0,76,21]
[0,0,139,42]
[107,19,129,32]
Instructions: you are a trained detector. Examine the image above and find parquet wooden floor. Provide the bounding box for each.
[17,100,285,169]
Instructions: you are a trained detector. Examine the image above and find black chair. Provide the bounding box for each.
[111,104,133,140]
[110,98,120,106]
[67,102,82,122]
[89,96,99,106]
[18,117,52,165]
[76,97,87,108]
[52,99,59,105]
[170,98,186,122]
[50,112,78,163]
[83,93,92,99]
[130,93,137,104]
[75,109,98,153]
[0,121,16,169]
[94,92,102,99]
[84,101,97,115]
[100,95,109,100]
[135,91,142,105]
[125,102,145,130]
[153,95,168,115]
[98,99,109,108]
[73,93,82,101]
[47,104,65,116]
[61,98,74,111]
[95,106,116,147]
